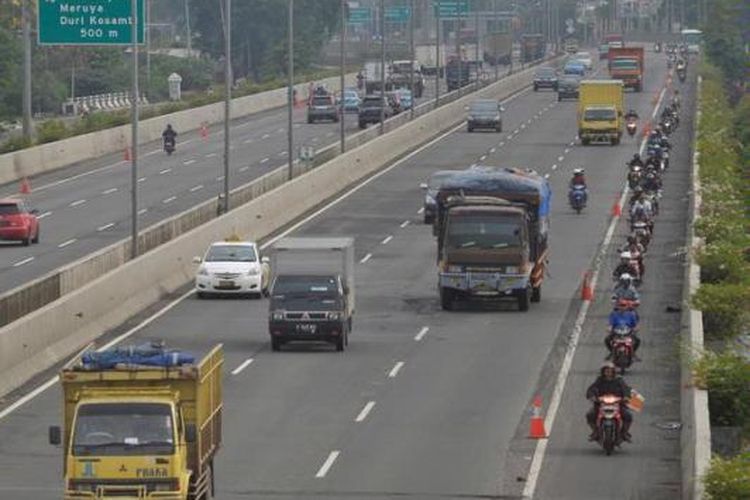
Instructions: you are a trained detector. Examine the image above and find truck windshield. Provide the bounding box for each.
[584,109,616,121]
[73,403,175,456]
[273,275,338,295]
[205,244,257,262]
[446,216,522,250]
[611,59,638,70]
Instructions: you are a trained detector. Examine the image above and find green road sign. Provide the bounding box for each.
[433,0,470,18]
[385,6,411,22]
[38,0,145,46]
[347,7,372,24]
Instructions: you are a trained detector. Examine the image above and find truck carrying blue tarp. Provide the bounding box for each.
[80,342,195,370]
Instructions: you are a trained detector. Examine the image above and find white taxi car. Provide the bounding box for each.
[194,241,270,298]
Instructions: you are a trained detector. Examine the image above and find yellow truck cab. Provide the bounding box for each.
[578,80,624,146]
[49,344,223,500]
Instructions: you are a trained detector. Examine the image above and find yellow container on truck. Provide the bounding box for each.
[577,80,624,145]
[49,344,223,500]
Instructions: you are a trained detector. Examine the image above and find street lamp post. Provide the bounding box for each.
[409,0,415,120]
[340,0,346,152]
[287,0,294,180]
[21,0,32,139]
[130,0,140,259]
[379,0,385,134]
[435,1,441,108]
[223,0,231,213]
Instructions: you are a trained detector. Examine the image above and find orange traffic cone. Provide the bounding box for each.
[19,177,31,195]
[124,147,132,162]
[528,395,548,439]
[581,271,594,301]
[611,198,622,217]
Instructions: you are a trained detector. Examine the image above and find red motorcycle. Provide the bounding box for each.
[611,326,635,374]
[595,394,626,455]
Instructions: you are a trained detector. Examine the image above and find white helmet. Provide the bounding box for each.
[573,168,585,175]
[620,251,632,260]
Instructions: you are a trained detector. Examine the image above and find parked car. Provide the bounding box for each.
[466,99,503,132]
[358,95,395,129]
[193,241,270,298]
[0,198,39,246]
[557,76,581,100]
[533,66,558,91]
[307,95,339,123]
[342,89,361,113]
[572,51,593,70]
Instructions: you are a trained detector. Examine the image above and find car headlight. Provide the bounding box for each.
[197,266,209,276]
[447,265,463,273]
[271,311,284,321]
[246,267,260,276]
[505,266,520,274]
[327,311,341,320]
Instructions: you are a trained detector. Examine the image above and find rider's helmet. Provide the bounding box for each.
[573,168,584,176]
[166,123,173,130]
[620,251,632,262]
[632,153,640,161]
[619,273,633,287]
[600,361,617,377]
[633,186,644,196]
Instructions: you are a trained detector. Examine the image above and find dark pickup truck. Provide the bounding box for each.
[358,95,395,129]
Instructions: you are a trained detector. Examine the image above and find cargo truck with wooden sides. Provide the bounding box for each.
[49,344,224,500]
[578,80,625,145]
[608,47,644,91]
[433,167,551,311]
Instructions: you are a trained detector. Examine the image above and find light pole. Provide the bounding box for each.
[130,0,140,259]
[287,0,294,180]
[21,0,32,139]
[184,0,192,56]
[223,0,231,213]
[409,0,415,119]
[493,0,498,81]
[340,0,346,152]
[435,1,441,108]
[379,0,385,134]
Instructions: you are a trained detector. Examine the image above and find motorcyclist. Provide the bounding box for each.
[624,109,639,121]
[586,362,633,441]
[623,235,646,275]
[613,251,639,281]
[612,273,640,303]
[162,124,177,143]
[642,170,662,192]
[606,299,641,358]
[568,168,587,204]
[671,89,681,109]
[628,153,644,169]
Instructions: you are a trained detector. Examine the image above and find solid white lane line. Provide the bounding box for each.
[522,85,668,498]
[360,253,372,264]
[417,207,425,214]
[315,451,340,478]
[260,157,269,164]
[239,166,249,172]
[400,220,410,228]
[184,159,197,165]
[231,358,254,375]
[414,326,429,341]
[12,256,34,267]
[355,401,376,422]
[163,196,177,204]
[97,223,115,231]
[206,153,217,158]
[381,235,393,245]
[69,199,86,207]
[159,168,172,175]
[102,187,118,195]
[37,211,52,219]
[138,177,147,183]
[58,238,76,248]
[138,208,148,215]
[388,361,405,378]
[189,185,204,193]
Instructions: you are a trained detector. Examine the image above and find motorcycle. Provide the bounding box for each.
[163,137,176,155]
[661,118,674,135]
[569,185,587,214]
[594,394,626,455]
[611,325,636,374]
[677,68,686,83]
[626,118,637,137]
[627,166,642,189]
[631,221,651,248]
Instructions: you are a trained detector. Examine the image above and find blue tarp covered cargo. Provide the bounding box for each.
[80,343,195,370]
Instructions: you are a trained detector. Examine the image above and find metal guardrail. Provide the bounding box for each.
[0,54,559,328]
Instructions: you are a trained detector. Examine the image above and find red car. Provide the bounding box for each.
[0,198,39,246]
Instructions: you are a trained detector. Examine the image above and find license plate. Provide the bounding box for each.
[296,324,317,333]
[218,280,235,288]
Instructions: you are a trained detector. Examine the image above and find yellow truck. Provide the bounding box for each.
[577,80,625,145]
[49,344,223,500]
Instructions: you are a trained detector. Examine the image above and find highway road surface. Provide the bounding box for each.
[0,76,457,294]
[0,51,691,499]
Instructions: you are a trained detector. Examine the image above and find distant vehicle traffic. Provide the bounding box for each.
[533,66,558,91]
[608,47,645,92]
[194,241,270,298]
[563,61,586,77]
[342,89,361,113]
[572,51,593,70]
[358,95,395,129]
[0,198,39,246]
[557,76,581,101]
[680,28,702,53]
[307,95,339,123]
[466,99,503,133]
[268,237,355,352]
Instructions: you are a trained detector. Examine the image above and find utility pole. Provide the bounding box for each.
[409,0,415,119]
[146,0,151,98]
[21,0,32,139]
[435,1,441,107]
[379,0,385,133]
[340,0,346,151]
[130,0,140,259]
[287,0,294,180]
[184,0,192,56]
[493,0,498,81]
[223,0,231,213]
[474,3,479,90]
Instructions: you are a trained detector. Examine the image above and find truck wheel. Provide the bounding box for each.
[335,333,345,352]
[440,287,454,310]
[581,137,590,146]
[307,116,313,124]
[467,124,474,133]
[271,337,282,352]
[518,287,530,311]
[533,85,538,92]
[612,136,620,146]
[347,316,353,332]
[495,123,502,133]
[531,286,542,303]
[32,227,40,244]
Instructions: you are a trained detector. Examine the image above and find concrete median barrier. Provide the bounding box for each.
[0,58,560,397]
[0,73,356,186]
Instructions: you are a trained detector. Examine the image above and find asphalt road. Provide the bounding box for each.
[0,76,455,293]
[0,51,689,499]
